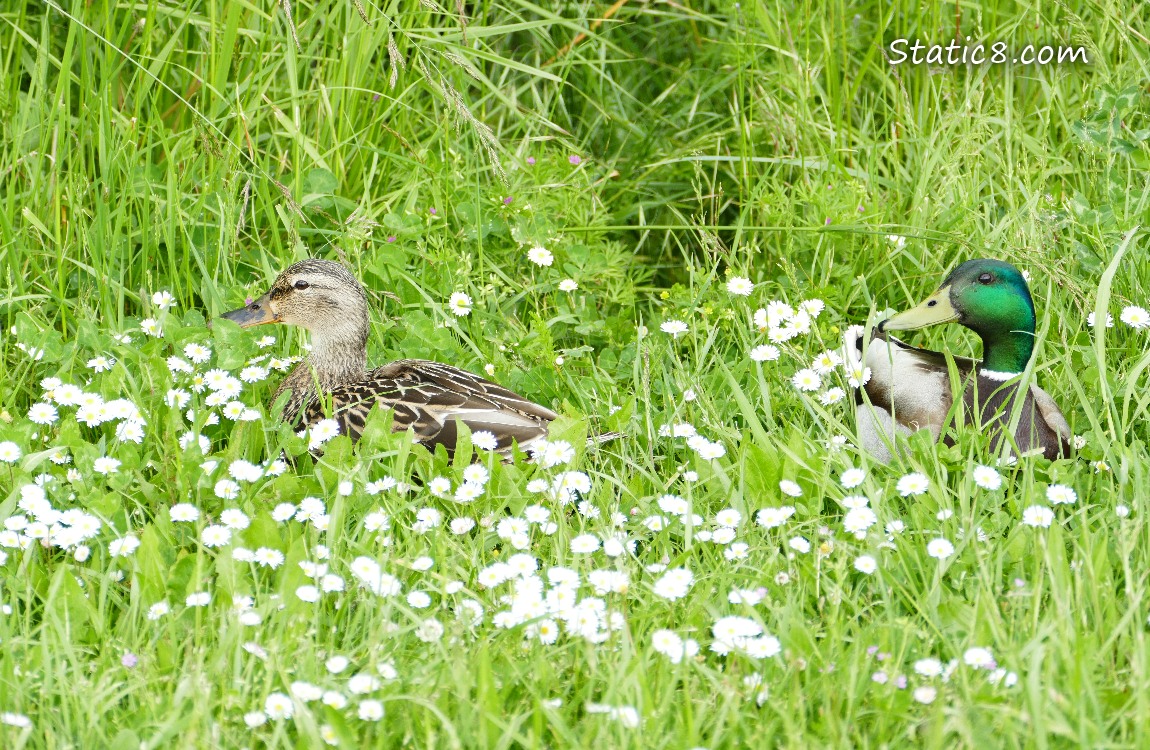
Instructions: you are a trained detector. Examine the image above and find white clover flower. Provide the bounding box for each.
[726,276,754,296]
[448,292,472,317]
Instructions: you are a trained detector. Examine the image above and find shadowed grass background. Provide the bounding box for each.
[2,0,1150,747]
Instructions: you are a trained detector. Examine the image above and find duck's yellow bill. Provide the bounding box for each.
[219,293,278,328]
[879,286,958,332]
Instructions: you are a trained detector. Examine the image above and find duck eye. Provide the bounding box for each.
[978,273,993,284]
[294,280,310,290]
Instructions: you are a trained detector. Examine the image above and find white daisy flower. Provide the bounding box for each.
[448,292,472,317]
[1022,505,1054,528]
[726,276,754,296]
[526,246,554,266]
[926,537,955,559]
[1120,305,1150,329]
[750,344,780,362]
[972,465,1002,490]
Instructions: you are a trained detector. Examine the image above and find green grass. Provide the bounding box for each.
[2,0,1150,747]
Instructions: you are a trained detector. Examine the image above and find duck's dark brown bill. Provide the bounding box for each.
[219,293,278,328]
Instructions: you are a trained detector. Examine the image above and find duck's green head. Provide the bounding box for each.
[879,259,1037,373]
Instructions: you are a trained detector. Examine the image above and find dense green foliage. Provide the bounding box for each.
[2,0,1149,747]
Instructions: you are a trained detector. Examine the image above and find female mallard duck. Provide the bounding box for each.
[219,259,588,456]
[845,258,1072,463]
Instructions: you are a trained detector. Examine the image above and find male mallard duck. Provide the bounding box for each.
[845,258,1072,463]
[220,259,593,456]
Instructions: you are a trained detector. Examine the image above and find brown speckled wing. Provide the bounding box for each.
[300,359,558,453]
